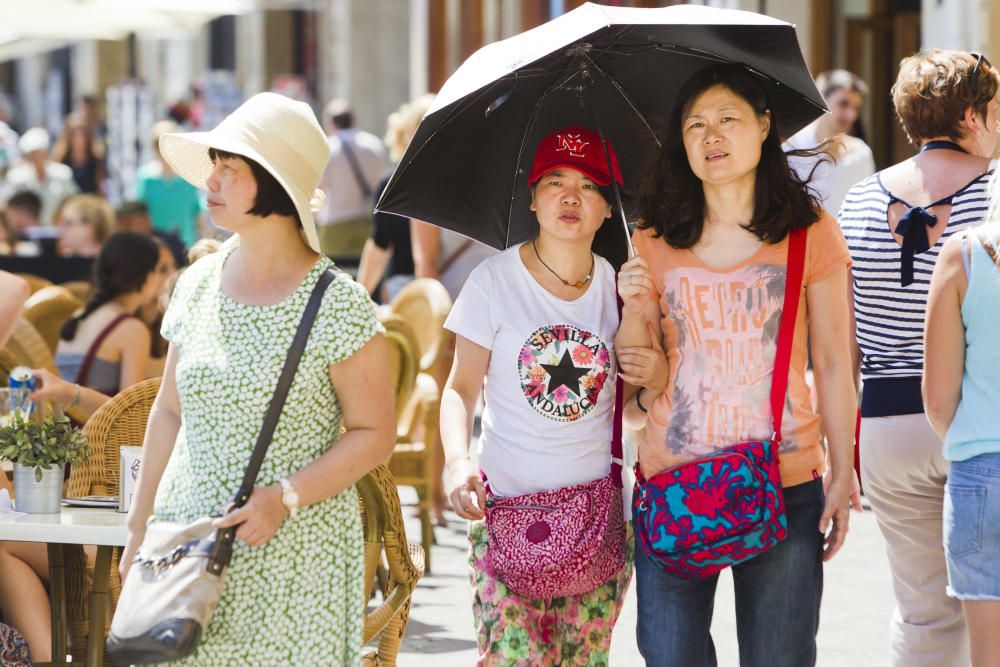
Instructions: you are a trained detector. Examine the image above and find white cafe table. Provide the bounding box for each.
[0,506,127,666]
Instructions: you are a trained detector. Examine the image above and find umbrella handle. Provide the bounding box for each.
[613,182,635,259]
[581,66,635,259]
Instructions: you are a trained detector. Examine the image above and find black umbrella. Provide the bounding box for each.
[376,2,826,268]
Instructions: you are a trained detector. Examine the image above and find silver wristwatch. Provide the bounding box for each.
[278,477,300,517]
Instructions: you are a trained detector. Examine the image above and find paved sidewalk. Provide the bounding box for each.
[395,494,895,666]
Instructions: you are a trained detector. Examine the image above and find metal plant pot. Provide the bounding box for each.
[13,463,65,514]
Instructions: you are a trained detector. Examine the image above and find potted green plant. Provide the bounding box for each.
[0,410,90,514]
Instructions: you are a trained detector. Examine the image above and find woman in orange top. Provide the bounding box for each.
[617,64,860,666]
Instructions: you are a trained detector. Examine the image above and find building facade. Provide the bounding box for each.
[0,0,996,169]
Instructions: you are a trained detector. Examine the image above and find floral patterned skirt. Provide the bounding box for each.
[468,520,633,666]
[0,622,31,667]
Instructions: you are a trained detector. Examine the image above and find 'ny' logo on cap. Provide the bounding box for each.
[556,133,589,158]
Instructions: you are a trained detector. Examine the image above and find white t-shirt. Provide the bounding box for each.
[784,124,876,218]
[445,245,621,502]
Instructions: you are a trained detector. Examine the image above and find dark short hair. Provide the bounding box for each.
[207,148,299,223]
[7,190,43,218]
[116,200,149,219]
[637,64,821,248]
[324,99,353,129]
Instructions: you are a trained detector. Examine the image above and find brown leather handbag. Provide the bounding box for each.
[106,269,335,664]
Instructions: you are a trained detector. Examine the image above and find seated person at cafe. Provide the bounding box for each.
[42,229,163,410]
[115,199,186,268]
[3,190,50,256]
[4,190,42,240]
[55,194,114,258]
[0,232,164,662]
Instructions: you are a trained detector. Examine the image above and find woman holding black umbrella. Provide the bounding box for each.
[619,64,859,666]
[441,125,665,665]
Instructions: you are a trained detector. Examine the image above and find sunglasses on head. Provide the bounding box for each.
[970,52,992,91]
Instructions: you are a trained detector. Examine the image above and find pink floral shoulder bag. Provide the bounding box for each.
[482,371,626,600]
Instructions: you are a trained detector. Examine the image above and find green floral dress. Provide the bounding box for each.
[153,242,382,666]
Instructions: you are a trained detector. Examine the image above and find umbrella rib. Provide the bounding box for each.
[647,44,828,112]
[504,77,555,250]
[588,42,826,116]
[501,46,607,249]
[582,52,661,150]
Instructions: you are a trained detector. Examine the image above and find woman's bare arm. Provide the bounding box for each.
[0,272,29,348]
[923,235,967,440]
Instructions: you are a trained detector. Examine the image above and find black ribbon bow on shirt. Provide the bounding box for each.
[892,198,948,287]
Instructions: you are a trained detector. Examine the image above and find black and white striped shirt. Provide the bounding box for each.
[839,164,994,381]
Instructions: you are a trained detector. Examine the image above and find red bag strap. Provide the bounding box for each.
[770,227,807,443]
[75,313,133,388]
[610,293,625,489]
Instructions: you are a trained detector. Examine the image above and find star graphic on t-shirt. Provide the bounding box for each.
[541,349,589,398]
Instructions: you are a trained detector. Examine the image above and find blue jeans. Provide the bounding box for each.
[635,479,825,667]
[944,453,1000,600]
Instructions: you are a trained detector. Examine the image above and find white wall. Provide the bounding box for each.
[757,0,812,71]
[320,0,411,138]
[922,0,980,52]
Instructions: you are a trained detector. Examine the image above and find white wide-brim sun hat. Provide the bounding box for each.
[158,92,330,253]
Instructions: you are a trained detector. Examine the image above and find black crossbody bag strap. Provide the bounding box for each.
[210,268,336,570]
[341,139,373,199]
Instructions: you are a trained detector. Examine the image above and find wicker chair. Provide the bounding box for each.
[389,279,452,374]
[60,280,93,303]
[378,313,444,571]
[24,286,83,353]
[387,281,452,573]
[62,377,161,664]
[380,314,419,422]
[15,272,53,295]
[358,465,425,667]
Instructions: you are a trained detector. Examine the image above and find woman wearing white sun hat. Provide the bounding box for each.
[119,92,396,665]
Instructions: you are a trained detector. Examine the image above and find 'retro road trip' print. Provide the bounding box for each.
[517,323,612,422]
[663,263,799,455]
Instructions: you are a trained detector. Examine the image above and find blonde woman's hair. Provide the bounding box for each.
[55,194,115,243]
[384,94,435,163]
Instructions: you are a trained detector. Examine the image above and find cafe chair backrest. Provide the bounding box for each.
[15,273,53,295]
[379,314,419,421]
[357,464,425,665]
[24,286,83,354]
[64,376,161,661]
[389,279,452,373]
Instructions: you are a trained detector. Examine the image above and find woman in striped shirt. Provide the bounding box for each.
[839,49,998,666]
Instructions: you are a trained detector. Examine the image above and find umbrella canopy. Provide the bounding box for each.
[377,2,826,266]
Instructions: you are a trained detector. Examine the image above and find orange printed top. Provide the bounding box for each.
[633,212,851,487]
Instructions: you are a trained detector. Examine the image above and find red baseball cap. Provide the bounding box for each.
[528,126,623,187]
